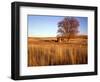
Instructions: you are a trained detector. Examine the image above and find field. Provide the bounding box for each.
[28,35,88,66]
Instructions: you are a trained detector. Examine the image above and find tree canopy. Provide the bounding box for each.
[57,17,79,37]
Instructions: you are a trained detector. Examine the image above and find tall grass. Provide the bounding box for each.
[28,44,87,66]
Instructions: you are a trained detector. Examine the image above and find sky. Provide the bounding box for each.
[28,15,88,37]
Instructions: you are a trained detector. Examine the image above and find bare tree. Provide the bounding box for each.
[57,17,79,40]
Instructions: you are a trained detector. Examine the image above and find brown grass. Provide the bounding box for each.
[28,36,88,66]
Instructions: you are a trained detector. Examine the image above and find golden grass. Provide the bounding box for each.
[28,37,88,66]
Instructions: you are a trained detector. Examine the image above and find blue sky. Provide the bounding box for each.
[28,15,88,37]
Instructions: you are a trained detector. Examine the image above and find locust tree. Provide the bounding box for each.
[57,17,79,40]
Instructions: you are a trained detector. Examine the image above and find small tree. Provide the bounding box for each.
[57,17,79,40]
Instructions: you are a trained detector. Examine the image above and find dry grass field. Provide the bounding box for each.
[28,35,88,66]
